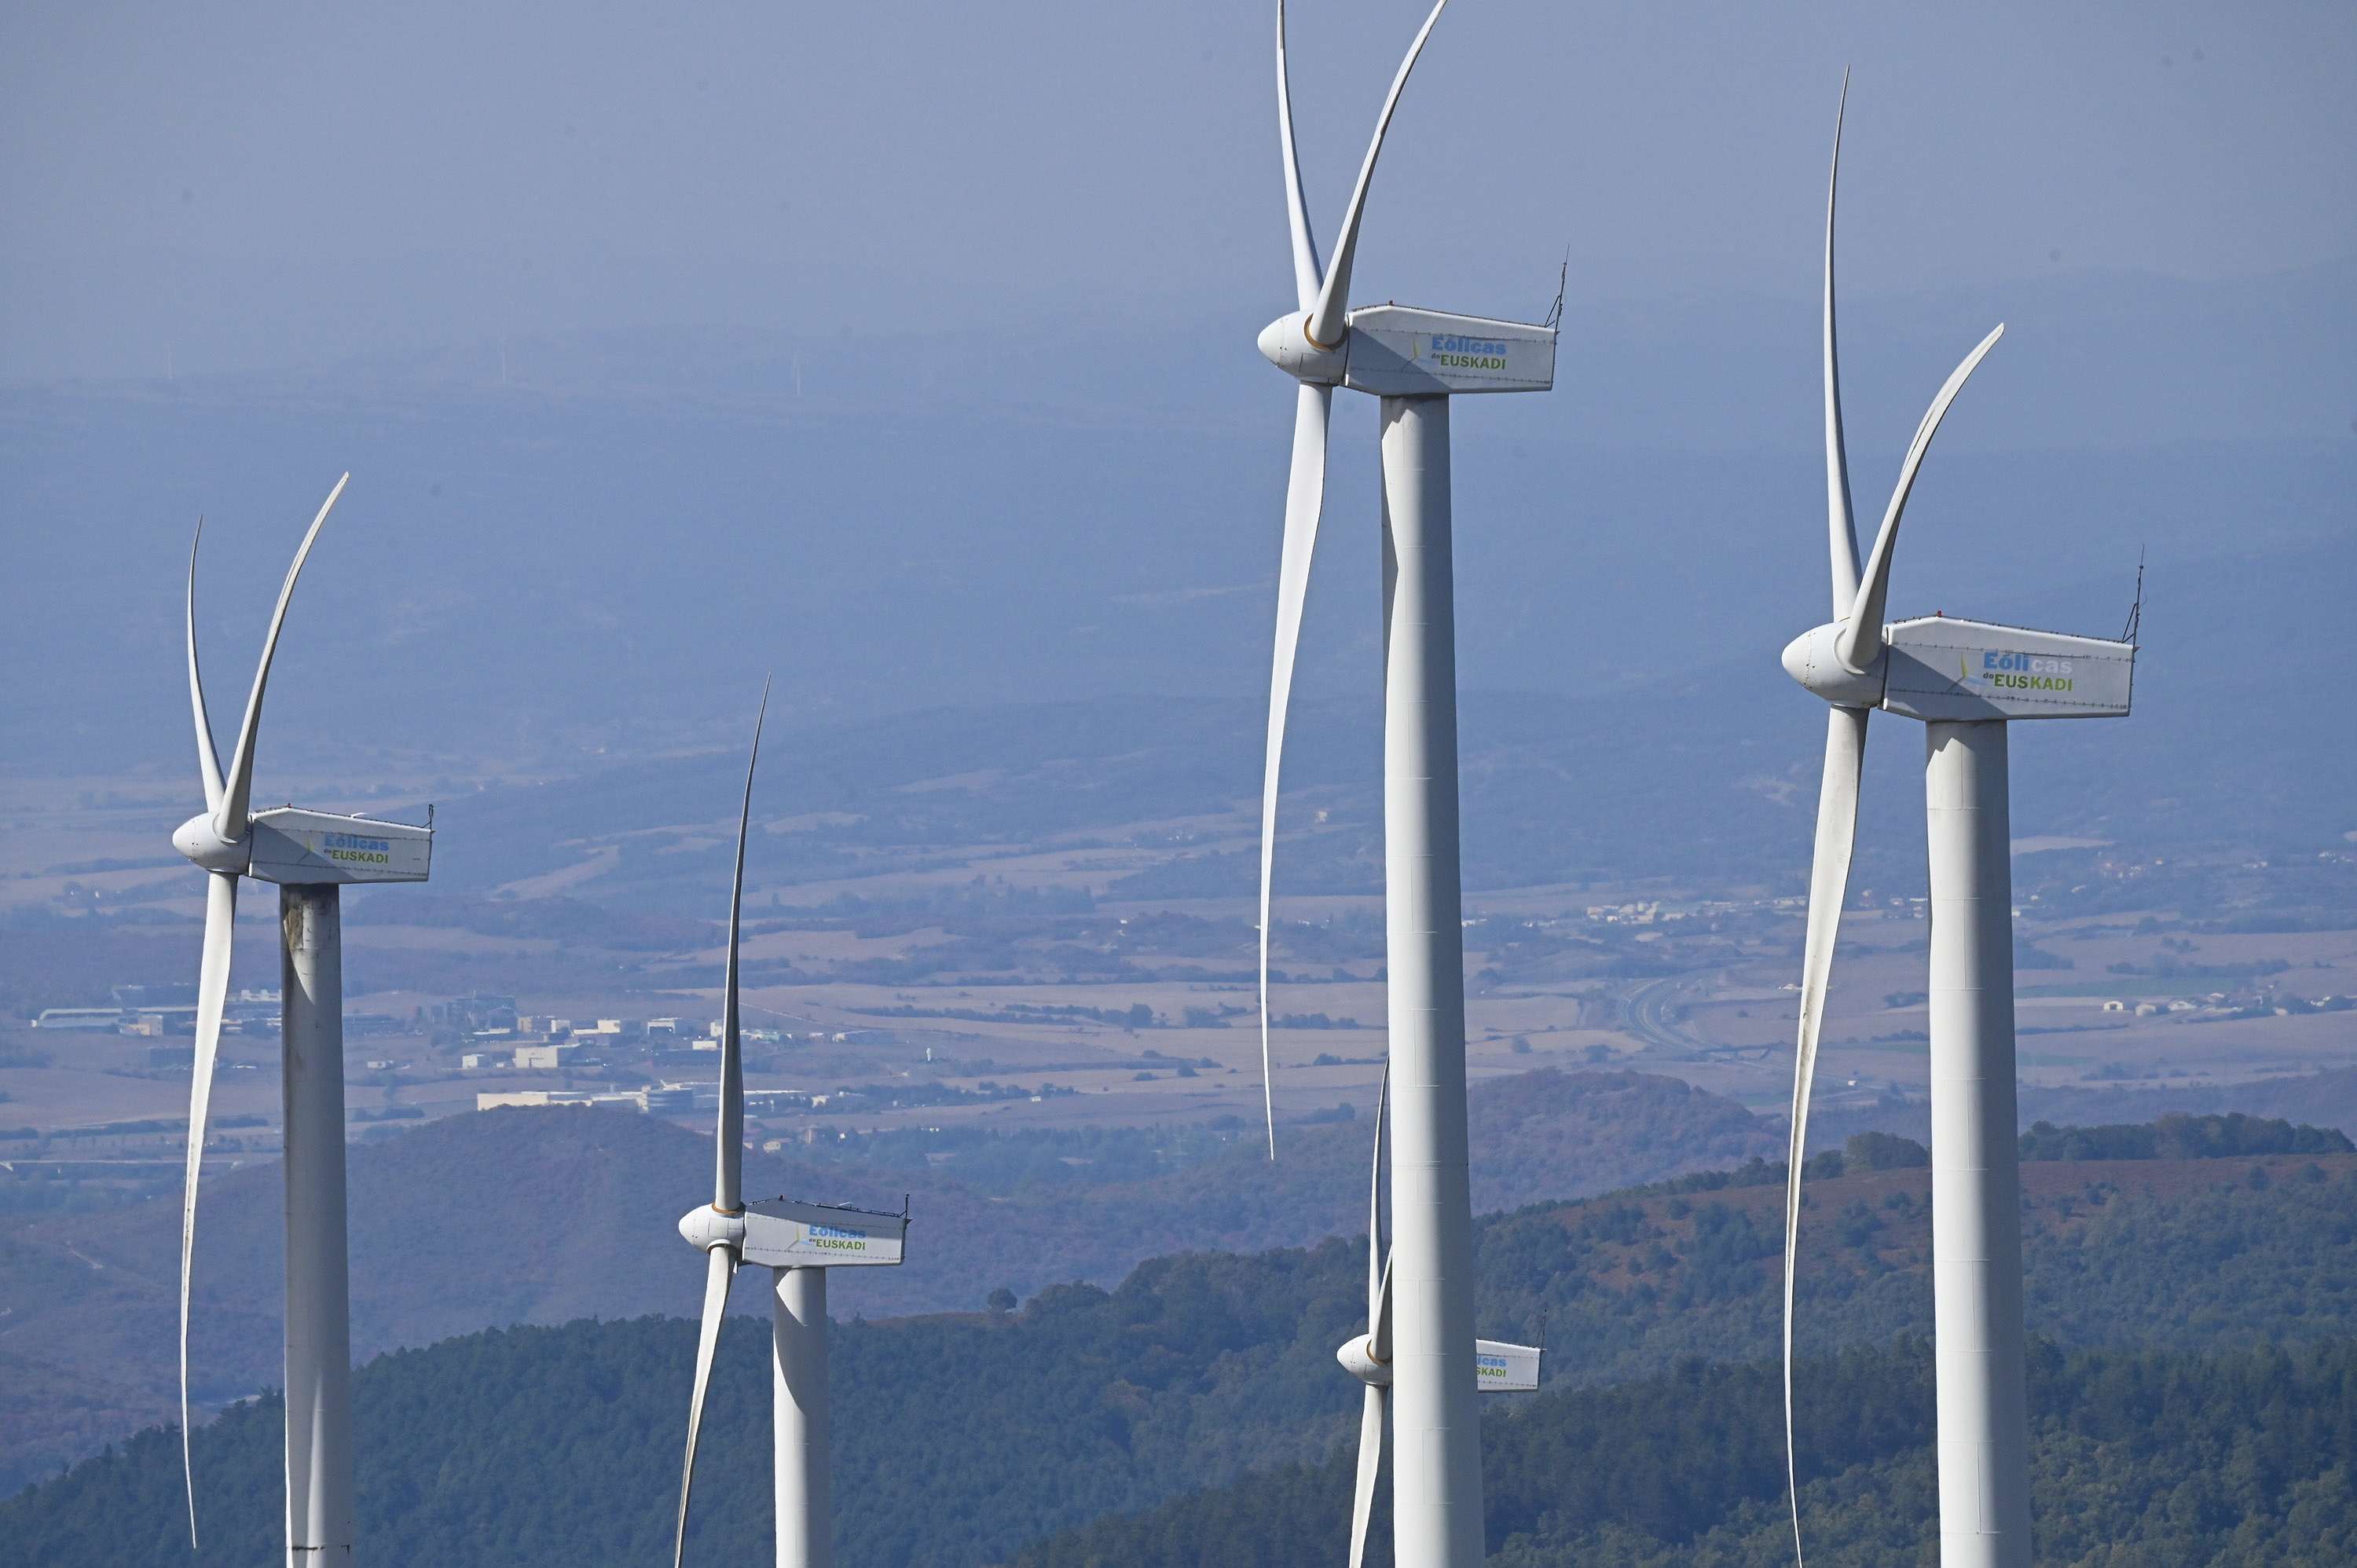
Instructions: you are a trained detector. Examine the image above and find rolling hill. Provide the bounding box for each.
[1011,1338,2357,1567]
[5,1125,2355,1564]
[0,1068,1775,1493]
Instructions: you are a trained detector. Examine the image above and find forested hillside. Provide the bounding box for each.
[7,1134,2355,1566]
[1014,1339,2357,1566]
[0,1068,1774,1491]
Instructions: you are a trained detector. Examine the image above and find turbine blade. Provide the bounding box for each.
[1303,0,1450,349]
[214,473,350,841]
[1347,1383,1387,1568]
[1781,702,1868,1567]
[1367,1064,1388,1322]
[178,869,236,1548]
[716,680,768,1213]
[1835,326,2003,672]
[1370,1246,1394,1361]
[1258,382,1333,1159]
[1823,71,1860,617]
[674,1245,737,1568]
[1275,1,1324,311]
[185,521,225,815]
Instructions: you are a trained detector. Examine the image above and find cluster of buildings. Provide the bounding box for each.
[456,1014,797,1071]
[443,995,883,1074]
[475,1084,863,1117]
[34,982,259,1035]
[2102,992,2354,1020]
[33,984,394,1042]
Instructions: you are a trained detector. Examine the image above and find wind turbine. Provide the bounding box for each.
[1252,5,1556,1560]
[1776,82,2137,1568]
[173,474,436,1560]
[673,688,911,1568]
[1334,1069,1541,1567]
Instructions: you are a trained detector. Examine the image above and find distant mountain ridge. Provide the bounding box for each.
[5,299,2350,827]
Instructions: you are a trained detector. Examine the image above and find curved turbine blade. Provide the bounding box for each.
[178,869,237,1548]
[1346,1382,1388,1568]
[185,521,225,815]
[1835,327,2003,672]
[214,473,350,841]
[1781,702,1868,1566]
[1366,1064,1388,1324]
[1257,382,1333,1159]
[1822,71,1860,617]
[1275,0,1324,312]
[1303,0,1450,349]
[716,680,768,1213]
[674,1244,738,1568]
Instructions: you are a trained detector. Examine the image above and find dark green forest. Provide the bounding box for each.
[6,1132,2355,1566]
[2016,1112,2352,1163]
[0,1068,1784,1496]
[1015,1339,2357,1566]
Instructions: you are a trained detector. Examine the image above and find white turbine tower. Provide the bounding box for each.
[673,689,911,1568]
[1334,1070,1542,1566]
[1776,82,2138,1568]
[1252,5,1556,1561]
[173,474,436,1562]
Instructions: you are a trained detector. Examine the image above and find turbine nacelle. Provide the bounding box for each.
[1782,615,2136,723]
[680,1196,910,1269]
[1780,621,1885,709]
[1257,303,1559,397]
[175,808,435,883]
[1338,1330,1542,1393]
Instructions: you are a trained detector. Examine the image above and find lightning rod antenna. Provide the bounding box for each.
[1542,249,1568,332]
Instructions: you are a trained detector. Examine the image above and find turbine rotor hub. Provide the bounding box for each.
[1780,621,1885,709]
[1257,312,1347,384]
[677,1204,746,1256]
[172,812,247,875]
[1336,1332,1391,1387]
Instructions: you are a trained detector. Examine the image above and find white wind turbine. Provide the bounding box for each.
[1334,1069,1542,1567]
[673,688,911,1568]
[1252,5,1556,1559]
[173,475,436,1559]
[1776,82,2137,1568]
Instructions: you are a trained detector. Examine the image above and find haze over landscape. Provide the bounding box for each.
[3,2,2353,1563]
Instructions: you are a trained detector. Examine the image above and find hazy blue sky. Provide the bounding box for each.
[5,0,2352,379]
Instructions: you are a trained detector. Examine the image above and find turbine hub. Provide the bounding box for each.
[1336,1332,1391,1387]
[1258,312,1347,384]
[678,1204,746,1256]
[1780,622,1884,709]
[172,812,247,875]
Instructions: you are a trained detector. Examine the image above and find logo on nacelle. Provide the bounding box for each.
[1982,651,2073,676]
[320,830,394,865]
[1979,650,2076,693]
[1420,333,1511,371]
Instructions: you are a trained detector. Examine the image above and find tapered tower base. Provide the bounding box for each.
[280,884,355,1565]
[1379,394,1483,1568]
[1924,720,2031,1568]
[773,1266,833,1568]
